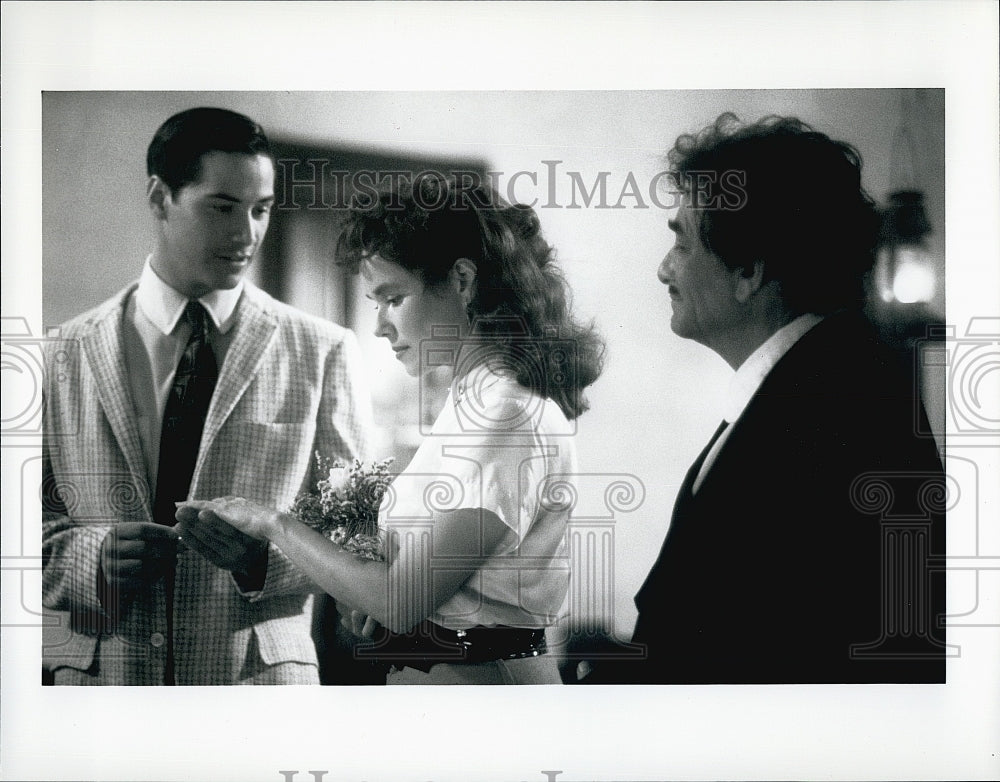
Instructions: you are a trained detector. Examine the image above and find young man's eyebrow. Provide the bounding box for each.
[205,193,276,203]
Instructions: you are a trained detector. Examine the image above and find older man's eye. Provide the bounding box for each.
[372,295,404,311]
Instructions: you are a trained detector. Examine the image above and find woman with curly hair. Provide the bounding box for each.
[182,175,604,684]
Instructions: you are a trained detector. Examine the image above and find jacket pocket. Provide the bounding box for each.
[43,625,99,673]
[252,614,319,667]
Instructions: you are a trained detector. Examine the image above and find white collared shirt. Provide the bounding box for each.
[122,258,244,487]
[692,313,823,493]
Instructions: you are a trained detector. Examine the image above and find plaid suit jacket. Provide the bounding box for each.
[42,282,371,685]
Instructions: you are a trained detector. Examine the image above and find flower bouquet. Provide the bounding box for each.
[289,454,395,561]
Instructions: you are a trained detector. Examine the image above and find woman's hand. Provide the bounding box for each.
[176,497,283,542]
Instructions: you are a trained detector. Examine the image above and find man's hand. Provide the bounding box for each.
[99,522,180,593]
[341,608,381,640]
[174,504,268,581]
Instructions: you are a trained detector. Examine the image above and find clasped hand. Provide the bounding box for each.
[342,608,381,640]
[99,522,179,593]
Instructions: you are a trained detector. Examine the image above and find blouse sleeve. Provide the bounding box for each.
[392,395,553,547]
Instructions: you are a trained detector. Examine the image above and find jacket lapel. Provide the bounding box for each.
[193,288,278,488]
[634,419,728,610]
[80,287,150,506]
[680,419,729,500]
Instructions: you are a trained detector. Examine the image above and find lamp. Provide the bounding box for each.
[876,189,936,305]
[866,92,946,449]
[868,188,946,451]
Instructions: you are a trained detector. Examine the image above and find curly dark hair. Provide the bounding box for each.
[667,113,881,315]
[336,174,605,420]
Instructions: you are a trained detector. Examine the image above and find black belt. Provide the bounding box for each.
[359,621,548,672]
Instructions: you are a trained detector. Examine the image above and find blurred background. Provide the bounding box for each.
[42,89,945,678]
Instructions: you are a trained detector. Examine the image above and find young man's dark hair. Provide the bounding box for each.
[146,107,272,194]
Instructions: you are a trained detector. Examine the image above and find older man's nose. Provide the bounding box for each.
[657,255,672,285]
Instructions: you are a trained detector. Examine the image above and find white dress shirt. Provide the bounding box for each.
[692,313,823,494]
[122,259,243,489]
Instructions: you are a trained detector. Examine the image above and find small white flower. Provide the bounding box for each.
[326,465,351,494]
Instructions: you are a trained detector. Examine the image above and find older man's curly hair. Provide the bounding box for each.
[667,113,881,315]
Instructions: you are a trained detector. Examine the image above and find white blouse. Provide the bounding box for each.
[379,366,577,630]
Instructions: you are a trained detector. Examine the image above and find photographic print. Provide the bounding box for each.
[2,2,998,781]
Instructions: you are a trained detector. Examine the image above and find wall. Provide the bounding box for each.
[42,89,945,637]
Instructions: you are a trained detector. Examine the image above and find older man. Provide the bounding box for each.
[596,114,946,683]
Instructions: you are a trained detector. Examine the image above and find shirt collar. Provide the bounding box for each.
[451,362,513,407]
[135,257,243,335]
[723,313,823,423]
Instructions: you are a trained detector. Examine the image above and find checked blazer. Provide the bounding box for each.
[42,281,371,685]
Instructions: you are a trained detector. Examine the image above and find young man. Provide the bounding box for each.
[42,107,371,685]
[596,114,946,683]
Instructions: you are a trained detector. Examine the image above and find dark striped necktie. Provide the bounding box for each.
[152,300,218,684]
[153,300,219,524]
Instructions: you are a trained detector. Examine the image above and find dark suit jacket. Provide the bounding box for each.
[598,312,946,684]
